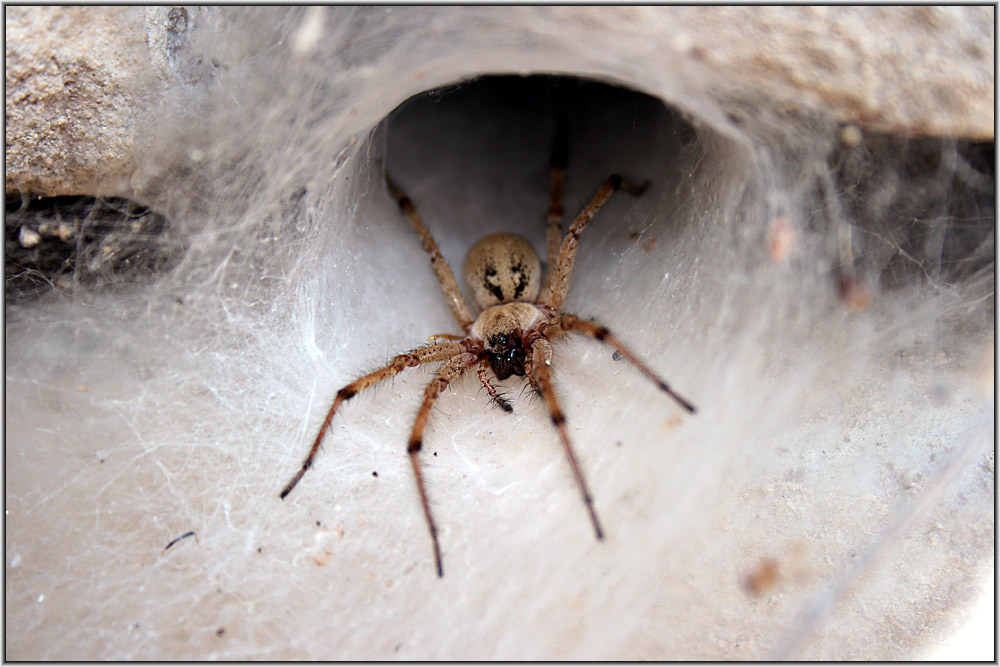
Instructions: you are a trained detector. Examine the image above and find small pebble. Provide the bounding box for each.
[18,226,41,248]
[839,124,863,147]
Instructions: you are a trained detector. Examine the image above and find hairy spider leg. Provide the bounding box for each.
[543,174,647,312]
[280,341,464,499]
[407,352,480,577]
[476,361,513,413]
[385,175,476,332]
[528,338,605,542]
[552,314,697,414]
[543,113,569,292]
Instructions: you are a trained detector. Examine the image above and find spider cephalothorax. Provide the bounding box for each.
[281,129,696,578]
[474,303,544,380]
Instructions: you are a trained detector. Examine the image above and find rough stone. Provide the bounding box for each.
[4,6,994,198]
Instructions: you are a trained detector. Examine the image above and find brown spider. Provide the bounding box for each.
[281,137,696,577]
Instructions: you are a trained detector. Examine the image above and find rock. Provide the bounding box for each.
[4,7,994,198]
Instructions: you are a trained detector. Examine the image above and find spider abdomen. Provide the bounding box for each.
[464,233,541,309]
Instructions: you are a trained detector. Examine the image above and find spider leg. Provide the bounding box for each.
[523,338,552,395]
[476,361,513,413]
[551,313,696,413]
[407,352,479,577]
[542,174,647,312]
[542,113,569,302]
[528,338,605,542]
[280,341,464,499]
[385,175,476,332]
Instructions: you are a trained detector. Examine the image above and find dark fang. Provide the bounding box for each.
[487,333,527,380]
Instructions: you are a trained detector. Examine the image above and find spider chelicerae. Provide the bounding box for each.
[281,127,696,577]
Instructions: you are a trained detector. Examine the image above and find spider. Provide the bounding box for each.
[281,129,696,577]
